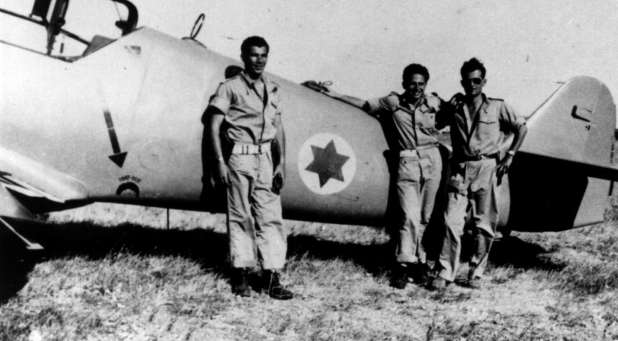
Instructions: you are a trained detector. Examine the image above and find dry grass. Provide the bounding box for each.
[1,203,617,340]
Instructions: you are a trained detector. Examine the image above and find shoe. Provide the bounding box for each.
[263,270,294,300]
[467,268,482,289]
[390,264,408,289]
[428,277,449,291]
[468,277,482,289]
[230,268,251,297]
[410,263,430,285]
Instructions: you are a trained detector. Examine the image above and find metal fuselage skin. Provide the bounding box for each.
[0,28,394,225]
[1,28,615,231]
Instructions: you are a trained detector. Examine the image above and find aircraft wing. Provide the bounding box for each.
[0,145,88,219]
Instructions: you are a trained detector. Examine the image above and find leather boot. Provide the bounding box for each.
[411,263,430,285]
[231,268,251,297]
[428,277,449,291]
[390,263,408,289]
[467,267,482,289]
[263,270,293,300]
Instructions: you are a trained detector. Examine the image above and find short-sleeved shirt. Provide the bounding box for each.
[365,92,443,150]
[448,93,525,160]
[207,71,282,144]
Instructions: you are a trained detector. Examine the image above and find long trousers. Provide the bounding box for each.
[226,152,286,270]
[394,146,442,264]
[437,158,498,281]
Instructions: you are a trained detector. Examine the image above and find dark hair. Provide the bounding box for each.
[402,63,429,85]
[241,36,269,56]
[224,65,243,79]
[460,57,486,79]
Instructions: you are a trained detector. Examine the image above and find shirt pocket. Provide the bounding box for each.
[265,105,279,126]
[476,113,499,141]
[419,106,437,129]
[398,156,421,182]
[267,97,281,124]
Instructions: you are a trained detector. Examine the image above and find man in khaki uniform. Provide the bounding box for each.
[430,58,527,290]
[323,64,446,289]
[205,36,293,299]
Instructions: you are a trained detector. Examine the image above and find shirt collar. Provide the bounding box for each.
[479,93,490,113]
[240,70,267,87]
[399,92,427,108]
[458,93,489,113]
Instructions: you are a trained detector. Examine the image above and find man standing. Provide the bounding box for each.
[323,64,445,289]
[430,58,527,290]
[205,36,293,299]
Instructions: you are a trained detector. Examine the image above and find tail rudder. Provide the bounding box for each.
[521,75,616,169]
[507,76,617,230]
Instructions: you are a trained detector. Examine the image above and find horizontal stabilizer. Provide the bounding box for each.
[508,75,617,230]
[517,151,618,182]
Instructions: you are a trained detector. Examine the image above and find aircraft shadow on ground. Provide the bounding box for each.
[1,219,565,302]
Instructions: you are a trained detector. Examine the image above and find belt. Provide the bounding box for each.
[231,142,271,154]
[398,143,439,157]
[456,152,499,162]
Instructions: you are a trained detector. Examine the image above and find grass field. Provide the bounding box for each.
[1,203,618,340]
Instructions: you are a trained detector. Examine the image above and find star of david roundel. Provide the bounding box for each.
[297,133,357,195]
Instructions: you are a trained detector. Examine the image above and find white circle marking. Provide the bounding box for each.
[297,133,357,195]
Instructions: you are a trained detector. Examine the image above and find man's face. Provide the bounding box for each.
[403,73,427,101]
[242,45,268,78]
[461,70,486,97]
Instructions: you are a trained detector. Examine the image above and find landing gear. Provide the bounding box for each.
[0,221,41,303]
[0,217,43,250]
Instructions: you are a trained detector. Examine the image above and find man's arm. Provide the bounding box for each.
[433,93,462,130]
[497,123,527,176]
[326,89,368,110]
[272,112,286,193]
[320,87,373,113]
[496,103,528,179]
[205,106,229,186]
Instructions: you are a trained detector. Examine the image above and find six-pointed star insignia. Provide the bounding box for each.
[305,140,349,187]
[298,133,357,195]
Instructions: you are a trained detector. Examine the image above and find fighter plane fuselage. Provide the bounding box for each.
[0,28,397,225]
[1,26,616,232]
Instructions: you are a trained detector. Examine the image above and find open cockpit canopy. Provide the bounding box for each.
[0,0,138,61]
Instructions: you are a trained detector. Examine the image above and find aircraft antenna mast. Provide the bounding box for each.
[190,13,206,40]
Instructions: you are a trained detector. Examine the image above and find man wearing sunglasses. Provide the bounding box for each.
[321,63,447,289]
[430,58,527,290]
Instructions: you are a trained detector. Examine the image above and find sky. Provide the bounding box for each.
[2,0,617,116]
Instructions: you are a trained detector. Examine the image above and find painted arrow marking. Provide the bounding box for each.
[103,110,127,167]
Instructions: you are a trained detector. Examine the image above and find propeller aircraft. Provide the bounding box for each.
[0,0,616,258]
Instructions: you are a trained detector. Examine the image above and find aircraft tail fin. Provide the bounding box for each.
[520,75,617,177]
[508,76,617,230]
